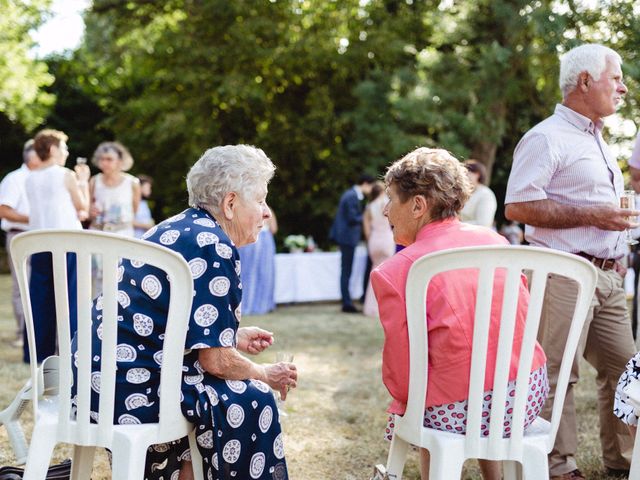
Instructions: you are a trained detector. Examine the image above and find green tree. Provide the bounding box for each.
[0,0,55,131]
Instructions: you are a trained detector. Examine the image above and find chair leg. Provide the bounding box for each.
[22,426,56,480]
[385,434,410,480]
[188,428,205,479]
[503,460,523,480]
[110,438,148,480]
[70,445,95,480]
[427,449,464,480]
[0,381,33,465]
[629,426,640,480]
[520,447,549,480]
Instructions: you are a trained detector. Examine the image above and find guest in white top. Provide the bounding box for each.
[0,140,42,342]
[24,129,90,363]
[459,160,497,228]
[89,141,141,237]
[133,174,155,238]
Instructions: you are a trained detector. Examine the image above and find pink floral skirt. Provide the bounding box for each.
[385,365,549,440]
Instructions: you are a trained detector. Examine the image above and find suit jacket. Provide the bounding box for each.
[371,218,546,414]
[329,186,363,246]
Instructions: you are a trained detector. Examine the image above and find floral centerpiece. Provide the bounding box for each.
[284,234,307,253]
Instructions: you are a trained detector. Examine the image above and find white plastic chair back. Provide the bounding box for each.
[11,229,196,479]
[387,245,597,479]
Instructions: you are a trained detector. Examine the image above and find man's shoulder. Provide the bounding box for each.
[0,166,27,184]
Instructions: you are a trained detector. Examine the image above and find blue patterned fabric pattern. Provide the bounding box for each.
[71,207,287,480]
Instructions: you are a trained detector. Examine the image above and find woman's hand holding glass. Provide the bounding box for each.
[265,357,297,401]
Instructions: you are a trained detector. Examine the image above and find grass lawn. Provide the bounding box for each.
[0,273,633,479]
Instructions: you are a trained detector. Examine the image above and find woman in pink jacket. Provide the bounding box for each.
[371,147,548,480]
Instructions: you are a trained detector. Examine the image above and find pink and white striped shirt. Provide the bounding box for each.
[505,104,626,259]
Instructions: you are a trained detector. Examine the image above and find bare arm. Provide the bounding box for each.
[131,178,141,215]
[0,205,28,224]
[504,199,636,231]
[198,347,297,399]
[268,210,278,234]
[631,166,640,194]
[363,207,372,240]
[64,167,90,214]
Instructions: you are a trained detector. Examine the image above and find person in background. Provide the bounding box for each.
[372,147,548,480]
[238,208,278,315]
[25,129,90,363]
[505,43,635,479]
[362,181,395,317]
[626,131,640,340]
[499,220,524,245]
[0,140,42,346]
[459,160,497,227]
[89,141,141,237]
[329,174,375,313]
[133,174,155,238]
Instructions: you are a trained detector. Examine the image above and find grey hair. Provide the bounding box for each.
[559,44,622,97]
[22,139,35,163]
[187,145,275,215]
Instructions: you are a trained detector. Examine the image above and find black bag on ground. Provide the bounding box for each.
[0,459,72,480]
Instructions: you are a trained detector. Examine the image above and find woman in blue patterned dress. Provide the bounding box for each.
[72,145,297,480]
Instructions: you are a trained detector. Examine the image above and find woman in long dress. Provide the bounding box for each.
[238,211,278,315]
[363,182,395,317]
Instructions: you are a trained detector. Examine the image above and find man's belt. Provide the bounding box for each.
[575,252,618,271]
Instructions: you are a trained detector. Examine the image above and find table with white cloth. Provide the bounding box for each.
[274,245,368,303]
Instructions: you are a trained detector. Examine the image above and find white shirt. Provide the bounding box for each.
[505,104,625,259]
[26,165,81,230]
[0,164,30,232]
[460,184,497,227]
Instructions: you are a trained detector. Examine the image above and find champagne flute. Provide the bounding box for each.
[275,351,294,417]
[621,190,638,245]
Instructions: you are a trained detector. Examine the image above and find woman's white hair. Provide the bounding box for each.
[559,43,622,97]
[187,145,275,215]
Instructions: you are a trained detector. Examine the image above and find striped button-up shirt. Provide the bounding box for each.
[505,103,626,259]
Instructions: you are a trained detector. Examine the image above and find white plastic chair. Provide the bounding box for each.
[385,245,597,480]
[10,229,202,480]
[0,356,59,465]
[623,381,640,480]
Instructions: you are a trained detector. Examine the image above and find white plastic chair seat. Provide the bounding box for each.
[623,380,640,480]
[384,245,598,480]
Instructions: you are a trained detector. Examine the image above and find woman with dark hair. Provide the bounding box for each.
[459,159,497,227]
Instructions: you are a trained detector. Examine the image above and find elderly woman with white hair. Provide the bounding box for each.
[72,145,297,480]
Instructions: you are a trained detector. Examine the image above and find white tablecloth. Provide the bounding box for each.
[274,245,368,303]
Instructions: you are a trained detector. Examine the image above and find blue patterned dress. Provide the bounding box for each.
[71,207,288,480]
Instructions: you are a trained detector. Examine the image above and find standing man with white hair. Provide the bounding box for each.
[0,140,42,346]
[505,44,637,480]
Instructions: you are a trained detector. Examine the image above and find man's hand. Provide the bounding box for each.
[237,326,274,354]
[588,204,640,231]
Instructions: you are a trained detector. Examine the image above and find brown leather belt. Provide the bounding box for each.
[575,252,618,270]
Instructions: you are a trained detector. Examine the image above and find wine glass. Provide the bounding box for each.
[275,351,294,417]
[621,190,638,245]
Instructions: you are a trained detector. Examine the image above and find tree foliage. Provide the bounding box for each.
[0,0,55,131]
[3,0,640,243]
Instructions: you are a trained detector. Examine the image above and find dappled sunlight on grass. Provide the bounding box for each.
[0,276,633,479]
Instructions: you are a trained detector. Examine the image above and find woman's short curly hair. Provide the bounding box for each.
[385,147,472,220]
[187,145,275,215]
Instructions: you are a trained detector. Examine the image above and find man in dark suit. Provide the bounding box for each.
[330,174,375,312]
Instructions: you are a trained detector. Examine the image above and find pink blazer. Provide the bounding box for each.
[371,218,546,415]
